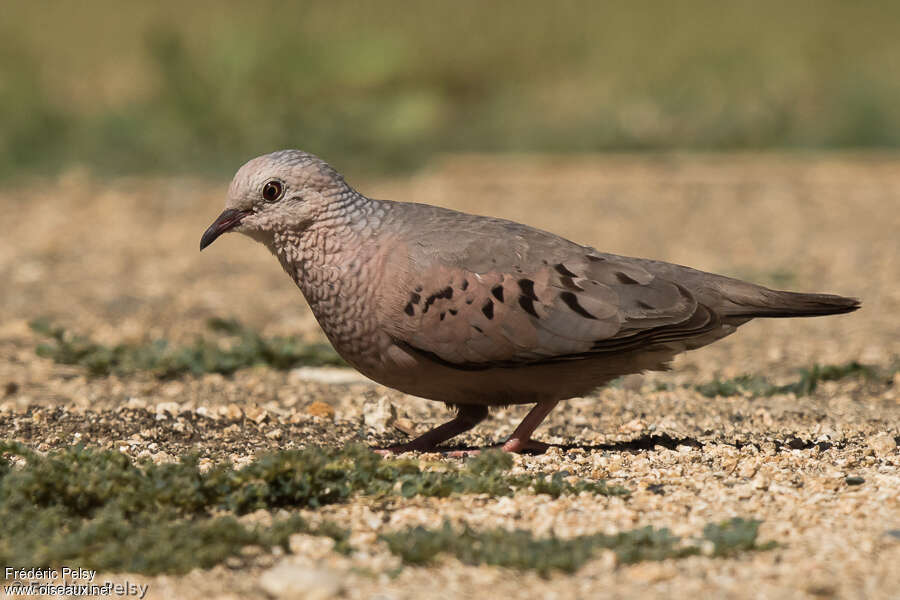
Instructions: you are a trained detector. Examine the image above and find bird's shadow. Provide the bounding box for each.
[560,433,704,453]
[434,432,837,455]
[431,432,702,455]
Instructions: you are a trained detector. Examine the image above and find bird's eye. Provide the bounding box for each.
[262,180,284,202]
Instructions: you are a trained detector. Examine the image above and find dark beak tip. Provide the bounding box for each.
[200,208,247,251]
[199,225,221,251]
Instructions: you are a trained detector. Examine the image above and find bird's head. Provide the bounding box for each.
[200,150,352,250]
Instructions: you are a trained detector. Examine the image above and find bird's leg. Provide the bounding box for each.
[375,404,489,454]
[501,399,560,453]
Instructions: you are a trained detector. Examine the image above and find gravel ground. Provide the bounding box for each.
[1,154,898,599]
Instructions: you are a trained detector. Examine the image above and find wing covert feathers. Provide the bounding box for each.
[392,252,725,369]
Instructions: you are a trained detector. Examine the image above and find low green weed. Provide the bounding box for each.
[381,518,775,575]
[696,361,881,398]
[29,317,345,377]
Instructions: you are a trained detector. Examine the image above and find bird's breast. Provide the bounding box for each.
[277,229,397,371]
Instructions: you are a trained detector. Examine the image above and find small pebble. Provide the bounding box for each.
[306,401,336,419]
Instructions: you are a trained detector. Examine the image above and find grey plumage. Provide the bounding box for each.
[200,150,860,453]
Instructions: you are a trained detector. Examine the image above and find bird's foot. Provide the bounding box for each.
[441,438,552,457]
[500,437,551,454]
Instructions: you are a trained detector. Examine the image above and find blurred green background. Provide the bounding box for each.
[2,0,899,179]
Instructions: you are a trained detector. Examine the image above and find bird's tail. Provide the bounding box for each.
[725,289,860,319]
[633,258,860,320]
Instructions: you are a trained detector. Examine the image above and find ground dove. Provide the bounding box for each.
[200,150,860,453]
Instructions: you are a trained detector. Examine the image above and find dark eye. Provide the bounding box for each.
[262,180,283,202]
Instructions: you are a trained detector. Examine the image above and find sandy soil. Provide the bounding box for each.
[0,154,898,599]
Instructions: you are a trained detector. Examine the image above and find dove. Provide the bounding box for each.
[200,150,860,453]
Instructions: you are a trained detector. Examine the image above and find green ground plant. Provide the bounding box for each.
[0,442,340,574]
[0,442,628,574]
[29,318,345,377]
[695,361,883,398]
[381,518,775,576]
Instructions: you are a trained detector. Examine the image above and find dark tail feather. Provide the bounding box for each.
[728,290,861,318]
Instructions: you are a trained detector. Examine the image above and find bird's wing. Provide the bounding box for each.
[384,214,721,369]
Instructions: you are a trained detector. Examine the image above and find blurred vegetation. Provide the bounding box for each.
[2,1,900,179]
[29,317,346,377]
[382,518,775,575]
[0,441,344,575]
[0,442,626,574]
[695,361,885,398]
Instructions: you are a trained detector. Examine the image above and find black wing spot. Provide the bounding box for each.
[555,263,578,277]
[587,255,606,262]
[449,309,458,316]
[461,279,469,290]
[482,299,494,320]
[423,286,453,313]
[559,276,584,292]
[440,312,446,321]
[518,295,539,318]
[472,325,483,333]
[410,292,421,304]
[491,285,504,302]
[637,300,655,310]
[404,302,415,316]
[560,291,597,320]
[616,271,640,285]
[518,279,538,300]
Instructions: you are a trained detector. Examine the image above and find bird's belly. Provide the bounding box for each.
[358,342,677,406]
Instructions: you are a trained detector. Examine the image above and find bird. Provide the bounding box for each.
[200,150,860,453]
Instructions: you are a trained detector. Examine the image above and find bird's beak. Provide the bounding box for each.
[200,209,250,250]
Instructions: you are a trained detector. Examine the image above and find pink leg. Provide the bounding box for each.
[375,405,489,454]
[501,399,560,453]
